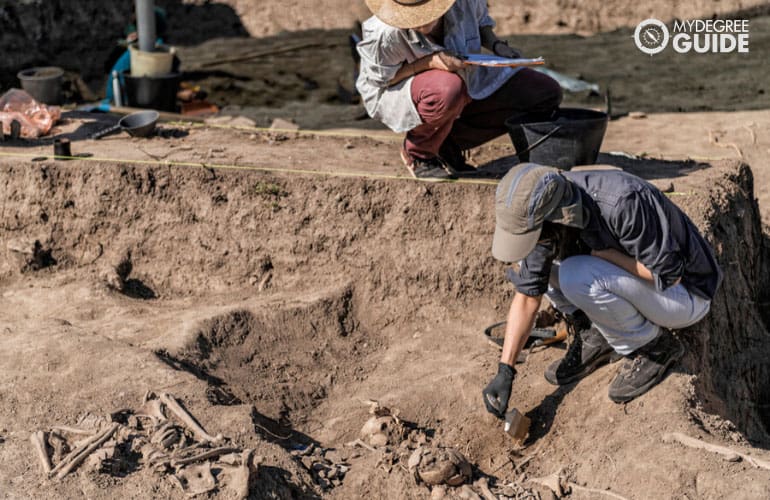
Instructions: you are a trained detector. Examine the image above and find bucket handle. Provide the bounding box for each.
[515,124,563,160]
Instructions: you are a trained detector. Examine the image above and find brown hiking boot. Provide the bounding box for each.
[608,330,684,403]
[544,312,618,386]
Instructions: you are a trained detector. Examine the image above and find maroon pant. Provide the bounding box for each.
[405,68,563,160]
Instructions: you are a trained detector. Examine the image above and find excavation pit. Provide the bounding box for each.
[156,287,378,430]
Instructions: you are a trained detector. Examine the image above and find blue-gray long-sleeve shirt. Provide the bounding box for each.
[510,169,723,301]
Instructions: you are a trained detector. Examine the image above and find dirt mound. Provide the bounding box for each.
[1,148,770,498]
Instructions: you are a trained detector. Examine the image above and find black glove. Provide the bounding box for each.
[492,40,522,59]
[483,363,516,418]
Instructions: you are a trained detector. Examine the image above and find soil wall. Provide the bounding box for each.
[689,164,770,440]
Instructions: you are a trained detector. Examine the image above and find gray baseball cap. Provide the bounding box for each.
[492,163,568,263]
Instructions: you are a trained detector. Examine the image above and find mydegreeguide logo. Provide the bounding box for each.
[634,18,750,55]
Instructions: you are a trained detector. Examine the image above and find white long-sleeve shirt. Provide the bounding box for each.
[355,0,521,132]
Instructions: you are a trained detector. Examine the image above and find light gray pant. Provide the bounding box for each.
[545,255,711,355]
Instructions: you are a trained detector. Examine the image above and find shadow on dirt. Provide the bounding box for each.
[122,279,157,300]
[156,349,241,404]
[257,466,322,500]
[472,152,710,181]
[595,153,710,181]
[25,241,58,271]
[525,383,578,444]
[155,348,323,452]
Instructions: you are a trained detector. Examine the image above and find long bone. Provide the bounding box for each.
[30,431,52,474]
[159,393,222,443]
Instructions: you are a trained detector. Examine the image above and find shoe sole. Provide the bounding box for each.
[608,340,685,403]
[544,350,619,386]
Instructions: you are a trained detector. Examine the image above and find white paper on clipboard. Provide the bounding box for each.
[462,54,545,67]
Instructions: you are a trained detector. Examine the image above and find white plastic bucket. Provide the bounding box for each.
[129,45,175,77]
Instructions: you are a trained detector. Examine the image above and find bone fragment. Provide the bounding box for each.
[226,449,253,500]
[475,477,497,500]
[51,426,97,436]
[174,462,216,496]
[159,393,221,443]
[345,438,377,452]
[457,485,482,500]
[137,397,168,423]
[567,482,630,500]
[51,423,120,479]
[171,446,241,466]
[529,469,564,497]
[141,443,171,469]
[30,431,52,474]
[662,432,770,470]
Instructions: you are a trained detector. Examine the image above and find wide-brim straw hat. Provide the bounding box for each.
[365,0,456,29]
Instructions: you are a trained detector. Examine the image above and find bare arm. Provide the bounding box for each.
[388,51,465,86]
[482,290,542,417]
[500,291,543,367]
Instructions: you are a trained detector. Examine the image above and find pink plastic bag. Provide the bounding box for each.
[0,89,61,138]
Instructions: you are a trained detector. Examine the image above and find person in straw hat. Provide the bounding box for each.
[356,0,562,180]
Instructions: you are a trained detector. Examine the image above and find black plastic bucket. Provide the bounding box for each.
[505,108,608,170]
[122,71,180,112]
[17,67,64,105]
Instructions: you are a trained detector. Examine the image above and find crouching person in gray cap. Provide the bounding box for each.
[482,163,723,417]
